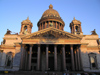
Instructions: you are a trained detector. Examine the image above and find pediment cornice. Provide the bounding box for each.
[21,27,82,39]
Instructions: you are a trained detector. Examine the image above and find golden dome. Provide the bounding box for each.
[38,4,65,28]
[42,4,60,18]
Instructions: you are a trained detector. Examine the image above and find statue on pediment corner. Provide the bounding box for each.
[91,29,97,35]
[5,29,11,35]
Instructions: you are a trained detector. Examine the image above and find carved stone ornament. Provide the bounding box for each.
[43,34,55,39]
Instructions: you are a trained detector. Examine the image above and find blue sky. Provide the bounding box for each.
[0,0,100,44]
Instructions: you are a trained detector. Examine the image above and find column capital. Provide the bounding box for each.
[38,44,41,47]
[70,45,73,50]
[76,47,78,51]
[24,46,28,49]
[62,44,65,46]
[22,44,26,47]
[29,44,33,47]
[46,44,49,47]
[76,46,79,49]
[54,44,57,46]
[78,45,81,48]
[70,44,73,47]
[74,50,76,54]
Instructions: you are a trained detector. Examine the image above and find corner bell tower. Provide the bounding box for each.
[20,17,33,35]
[70,17,83,35]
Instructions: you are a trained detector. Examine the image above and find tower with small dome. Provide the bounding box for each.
[70,17,83,35]
[20,17,33,35]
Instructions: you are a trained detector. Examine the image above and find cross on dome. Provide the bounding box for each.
[74,17,76,20]
[49,4,53,9]
[27,16,29,20]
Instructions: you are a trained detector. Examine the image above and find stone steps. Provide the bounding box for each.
[0,71,100,75]
[0,71,63,75]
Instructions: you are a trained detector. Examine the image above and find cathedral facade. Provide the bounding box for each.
[0,4,100,73]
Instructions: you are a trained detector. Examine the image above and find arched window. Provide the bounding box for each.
[43,23,45,29]
[5,52,13,68]
[88,53,98,69]
[75,26,78,32]
[24,26,27,34]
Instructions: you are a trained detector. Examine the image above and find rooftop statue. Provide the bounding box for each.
[5,29,11,35]
[5,29,18,35]
[91,29,97,35]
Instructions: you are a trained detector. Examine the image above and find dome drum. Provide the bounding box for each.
[38,17,65,26]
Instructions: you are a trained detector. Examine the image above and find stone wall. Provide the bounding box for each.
[81,35,100,72]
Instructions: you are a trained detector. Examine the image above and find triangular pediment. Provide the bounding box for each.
[21,27,82,39]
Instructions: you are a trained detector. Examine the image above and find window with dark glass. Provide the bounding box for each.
[88,53,98,69]
[5,52,13,68]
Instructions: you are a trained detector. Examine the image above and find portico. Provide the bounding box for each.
[20,43,83,71]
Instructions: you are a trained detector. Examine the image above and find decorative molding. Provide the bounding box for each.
[87,46,99,48]
[85,38,98,40]
[81,43,88,45]
[22,44,26,47]
[1,46,15,49]
[14,43,21,47]
[22,38,81,45]
[29,44,34,47]
[87,46,99,50]
[3,38,17,40]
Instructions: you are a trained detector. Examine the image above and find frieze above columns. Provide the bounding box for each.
[22,38,81,44]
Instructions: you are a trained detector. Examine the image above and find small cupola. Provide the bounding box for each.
[20,17,33,35]
[70,17,83,35]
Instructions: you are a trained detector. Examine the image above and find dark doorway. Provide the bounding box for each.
[49,57,54,71]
